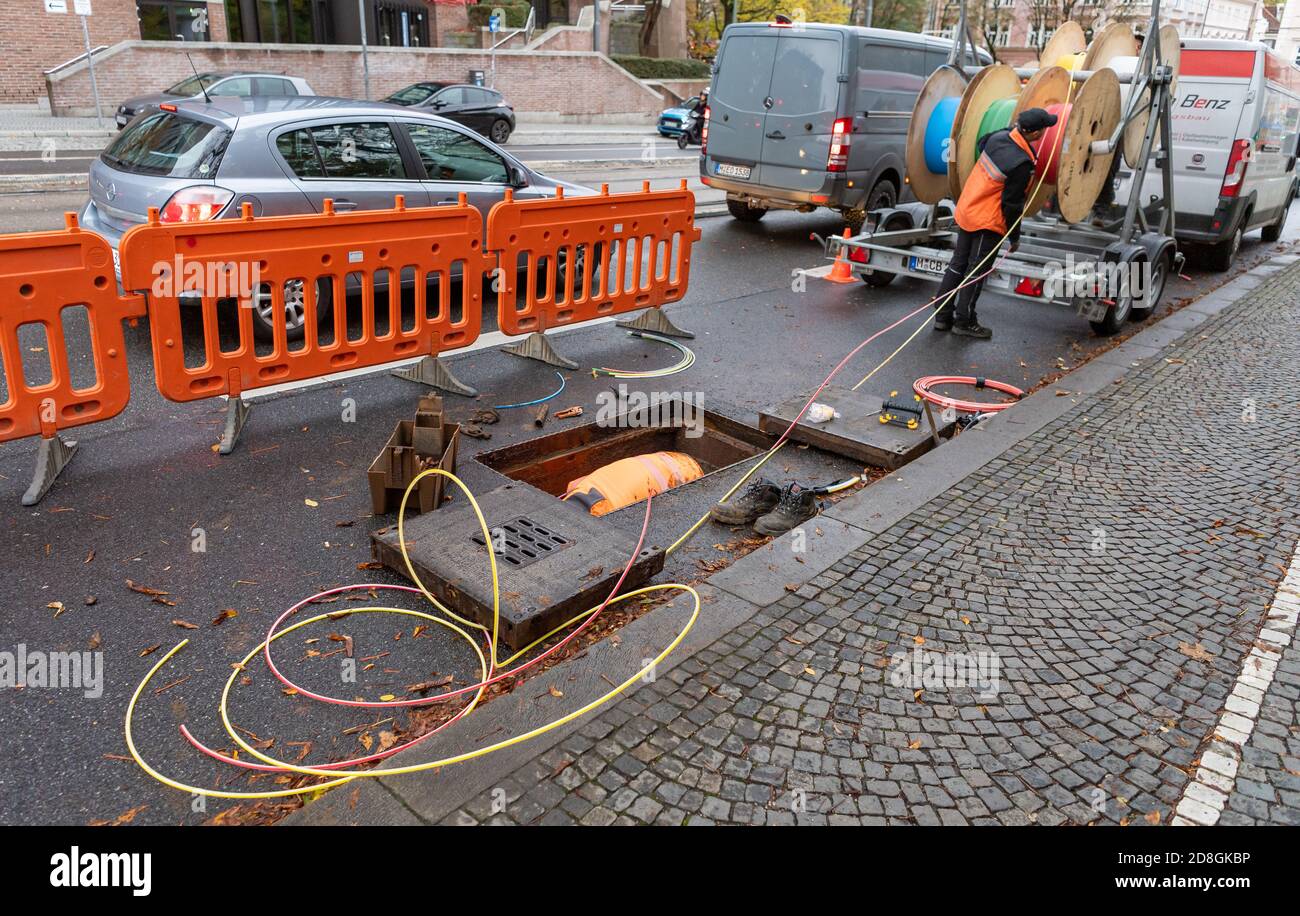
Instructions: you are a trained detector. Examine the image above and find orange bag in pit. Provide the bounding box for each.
[563,452,703,516]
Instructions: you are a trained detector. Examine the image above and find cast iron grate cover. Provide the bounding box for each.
[471,516,571,568]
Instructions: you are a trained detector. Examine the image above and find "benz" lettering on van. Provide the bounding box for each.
[1180,94,1232,110]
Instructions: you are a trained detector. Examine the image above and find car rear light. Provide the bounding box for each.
[159,186,234,223]
[701,105,710,154]
[1221,138,1252,197]
[828,118,851,172]
[1014,277,1044,297]
[847,246,869,264]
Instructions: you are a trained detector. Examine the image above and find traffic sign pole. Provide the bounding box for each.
[74,0,103,125]
[357,0,371,100]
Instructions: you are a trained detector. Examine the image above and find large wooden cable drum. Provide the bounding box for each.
[1053,68,1123,223]
[905,64,969,205]
[1038,21,1087,71]
[1119,24,1181,167]
[1081,22,1140,73]
[948,63,1022,201]
[1014,65,1073,216]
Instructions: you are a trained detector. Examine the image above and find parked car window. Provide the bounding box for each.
[275,127,325,177]
[433,87,466,106]
[713,34,777,111]
[387,83,443,105]
[405,124,508,183]
[211,77,253,97]
[464,88,495,105]
[309,123,407,179]
[100,111,231,178]
[165,73,219,96]
[771,35,840,116]
[255,77,296,96]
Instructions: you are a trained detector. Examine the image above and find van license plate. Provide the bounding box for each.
[909,256,945,275]
[714,162,751,179]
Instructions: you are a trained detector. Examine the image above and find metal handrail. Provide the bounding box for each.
[44,45,109,76]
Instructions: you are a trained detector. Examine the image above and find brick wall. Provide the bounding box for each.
[0,0,228,105]
[45,40,664,117]
[527,25,593,52]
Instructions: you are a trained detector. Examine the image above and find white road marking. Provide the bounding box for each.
[1171,538,1300,825]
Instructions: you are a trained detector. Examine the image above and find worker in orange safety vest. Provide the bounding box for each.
[933,108,1058,340]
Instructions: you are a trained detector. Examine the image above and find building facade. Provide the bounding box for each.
[0,0,547,106]
[927,0,1268,67]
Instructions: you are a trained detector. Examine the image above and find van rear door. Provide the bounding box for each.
[1129,48,1255,224]
[706,28,780,185]
[759,29,846,193]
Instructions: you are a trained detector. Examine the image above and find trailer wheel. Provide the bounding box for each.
[1127,253,1168,323]
[859,209,912,288]
[1207,225,1242,272]
[1089,253,1146,336]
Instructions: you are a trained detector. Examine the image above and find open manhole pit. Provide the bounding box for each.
[476,398,772,510]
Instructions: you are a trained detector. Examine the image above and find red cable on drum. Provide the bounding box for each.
[914,375,1024,414]
[1034,102,1072,185]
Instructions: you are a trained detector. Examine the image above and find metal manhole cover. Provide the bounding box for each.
[471,516,571,569]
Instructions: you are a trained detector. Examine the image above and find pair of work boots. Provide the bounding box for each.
[933,312,993,339]
[709,478,819,536]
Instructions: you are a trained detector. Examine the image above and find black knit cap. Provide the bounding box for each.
[1017,108,1059,132]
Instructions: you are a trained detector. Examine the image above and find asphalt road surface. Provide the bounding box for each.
[1,187,1296,825]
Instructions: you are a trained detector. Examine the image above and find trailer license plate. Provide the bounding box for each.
[909,256,945,275]
[1078,300,1109,322]
[714,162,751,179]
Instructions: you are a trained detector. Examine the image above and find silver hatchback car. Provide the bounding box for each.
[82,96,589,339]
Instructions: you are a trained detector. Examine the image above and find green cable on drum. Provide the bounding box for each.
[973,97,1018,165]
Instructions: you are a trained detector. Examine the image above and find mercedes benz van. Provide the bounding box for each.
[700,21,990,229]
[1116,39,1300,270]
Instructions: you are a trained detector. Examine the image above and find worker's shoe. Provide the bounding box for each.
[710,478,781,525]
[753,484,819,536]
[933,314,953,332]
[952,320,993,340]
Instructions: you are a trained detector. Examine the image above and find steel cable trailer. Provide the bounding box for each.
[824,1,1184,336]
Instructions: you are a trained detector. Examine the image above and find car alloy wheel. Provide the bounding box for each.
[257,278,307,333]
[490,120,511,144]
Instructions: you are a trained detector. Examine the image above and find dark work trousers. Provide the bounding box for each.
[934,228,1002,326]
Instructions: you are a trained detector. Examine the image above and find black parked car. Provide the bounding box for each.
[383,83,516,144]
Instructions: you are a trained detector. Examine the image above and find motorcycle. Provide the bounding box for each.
[676,106,704,149]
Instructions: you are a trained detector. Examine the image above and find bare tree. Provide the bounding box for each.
[641,0,664,54]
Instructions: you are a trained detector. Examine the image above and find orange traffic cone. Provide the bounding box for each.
[825,227,857,284]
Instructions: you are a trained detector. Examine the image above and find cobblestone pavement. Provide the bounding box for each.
[440,263,1300,826]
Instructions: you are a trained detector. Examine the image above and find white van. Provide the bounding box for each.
[1118,39,1300,270]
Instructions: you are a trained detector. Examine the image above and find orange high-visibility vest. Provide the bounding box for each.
[954,128,1036,235]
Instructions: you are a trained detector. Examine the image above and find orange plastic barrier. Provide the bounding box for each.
[118,196,489,403]
[487,181,702,336]
[0,214,146,444]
